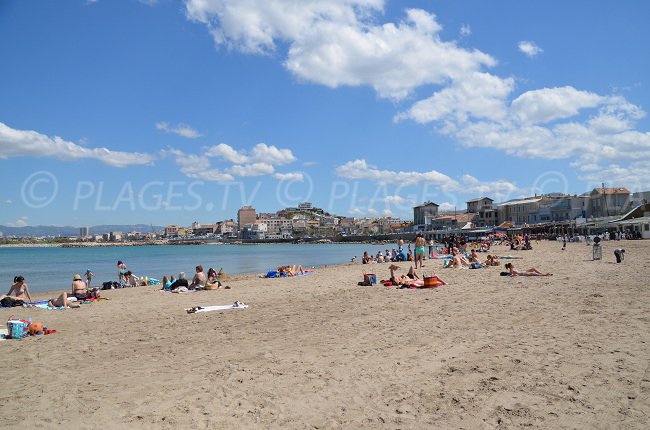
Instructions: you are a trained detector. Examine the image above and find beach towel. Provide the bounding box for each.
[186,301,248,314]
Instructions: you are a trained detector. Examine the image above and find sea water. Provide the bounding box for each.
[0,243,398,293]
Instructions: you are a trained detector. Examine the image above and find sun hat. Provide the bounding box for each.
[73,274,82,281]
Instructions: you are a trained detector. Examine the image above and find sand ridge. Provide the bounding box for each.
[1,240,648,429]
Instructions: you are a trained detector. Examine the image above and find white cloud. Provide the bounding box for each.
[183,1,650,191]
[518,41,543,57]
[0,122,155,167]
[511,86,603,125]
[460,24,471,37]
[162,149,234,182]
[396,72,514,125]
[155,122,202,139]
[461,174,479,184]
[336,159,457,187]
[438,202,455,211]
[1,199,11,204]
[206,142,297,165]
[383,195,409,205]
[185,1,496,100]
[303,161,318,167]
[8,216,28,227]
[227,162,275,177]
[274,172,304,181]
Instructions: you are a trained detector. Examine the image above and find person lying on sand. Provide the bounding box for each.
[48,292,80,308]
[504,262,552,277]
[388,265,424,287]
[278,265,304,276]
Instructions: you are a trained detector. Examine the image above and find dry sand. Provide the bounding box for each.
[1,240,649,429]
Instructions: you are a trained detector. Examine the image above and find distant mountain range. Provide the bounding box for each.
[0,224,164,237]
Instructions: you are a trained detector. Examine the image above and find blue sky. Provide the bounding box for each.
[1,0,649,227]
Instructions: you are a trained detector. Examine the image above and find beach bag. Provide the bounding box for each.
[422,274,445,288]
[1,297,24,307]
[7,318,30,339]
[363,272,377,286]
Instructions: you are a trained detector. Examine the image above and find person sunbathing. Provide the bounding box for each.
[389,265,423,287]
[484,255,501,266]
[71,273,100,300]
[278,265,304,276]
[504,262,552,277]
[468,249,482,264]
[48,292,80,308]
[190,265,207,289]
[7,276,33,302]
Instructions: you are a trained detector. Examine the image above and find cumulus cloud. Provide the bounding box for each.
[183,1,650,190]
[162,149,234,182]
[8,216,28,227]
[518,41,543,57]
[206,143,296,165]
[438,202,455,211]
[383,195,410,205]
[274,172,304,181]
[0,122,154,167]
[227,162,275,177]
[163,141,299,181]
[336,159,457,187]
[335,159,518,200]
[460,24,471,37]
[185,1,495,99]
[156,122,202,138]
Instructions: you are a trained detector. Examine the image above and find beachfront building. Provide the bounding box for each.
[630,191,650,207]
[165,225,179,237]
[429,213,476,230]
[466,197,496,227]
[237,205,256,231]
[377,217,402,233]
[79,226,89,237]
[586,187,630,218]
[191,222,217,236]
[413,201,439,228]
[497,197,544,226]
[260,217,293,235]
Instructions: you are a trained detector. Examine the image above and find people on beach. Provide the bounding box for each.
[85,269,94,288]
[484,254,501,266]
[71,274,89,300]
[190,265,207,289]
[614,248,625,263]
[48,291,80,308]
[117,260,127,284]
[504,262,552,277]
[205,268,221,289]
[278,265,304,276]
[6,275,33,302]
[414,234,426,269]
[168,272,189,291]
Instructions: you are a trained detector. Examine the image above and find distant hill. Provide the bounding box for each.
[0,224,164,237]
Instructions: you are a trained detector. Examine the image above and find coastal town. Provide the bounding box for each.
[3,186,649,245]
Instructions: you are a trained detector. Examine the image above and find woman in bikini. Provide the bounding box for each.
[48,292,80,308]
[504,262,552,277]
[6,276,33,302]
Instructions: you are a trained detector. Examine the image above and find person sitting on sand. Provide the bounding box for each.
[7,275,33,302]
[504,262,552,277]
[205,268,221,289]
[123,271,138,287]
[48,291,80,308]
[468,249,482,264]
[168,272,189,290]
[71,273,99,300]
[190,265,207,290]
[484,255,501,266]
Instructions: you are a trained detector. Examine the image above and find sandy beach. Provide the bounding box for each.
[1,240,648,429]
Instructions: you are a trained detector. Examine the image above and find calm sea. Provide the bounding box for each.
[0,243,396,293]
